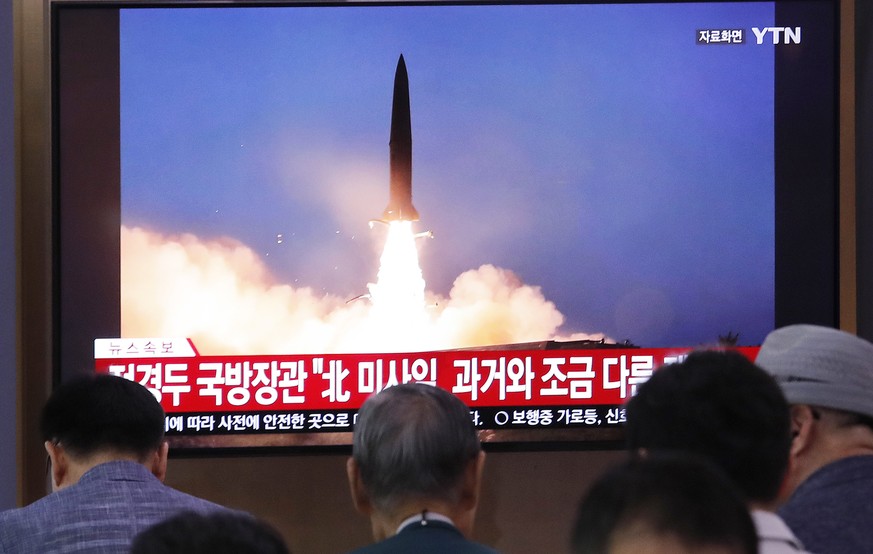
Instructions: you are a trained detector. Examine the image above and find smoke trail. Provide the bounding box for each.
[121,225,608,354]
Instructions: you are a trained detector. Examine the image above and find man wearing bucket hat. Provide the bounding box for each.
[756,324,873,554]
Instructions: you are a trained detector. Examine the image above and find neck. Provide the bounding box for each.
[64,453,141,485]
[785,433,873,502]
[371,500,464,541]
[395,509,454,532]
[810,432,873,473]
[748,498,782,513]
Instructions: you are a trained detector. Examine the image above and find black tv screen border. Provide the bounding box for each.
[51,0,839,454]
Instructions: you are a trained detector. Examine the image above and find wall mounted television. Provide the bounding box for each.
[53,0,839,453]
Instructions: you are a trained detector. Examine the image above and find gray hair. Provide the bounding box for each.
[352,383,481,515]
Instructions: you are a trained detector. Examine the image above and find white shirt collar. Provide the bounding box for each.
[395,510,455,534]
[751,509,808,552]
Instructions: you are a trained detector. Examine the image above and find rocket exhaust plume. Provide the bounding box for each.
[381,54,419,222]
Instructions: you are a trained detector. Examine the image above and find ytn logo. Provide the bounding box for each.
[752,27,801,45]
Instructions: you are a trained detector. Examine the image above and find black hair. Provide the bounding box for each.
[625,349,791,503]
[130,511,290,554]
[40,374,165,459]
[571,454,758,554]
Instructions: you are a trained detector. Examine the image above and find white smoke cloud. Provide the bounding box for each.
[121,225,608,355]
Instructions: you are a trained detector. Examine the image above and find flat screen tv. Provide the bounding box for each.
[53,0,839,452]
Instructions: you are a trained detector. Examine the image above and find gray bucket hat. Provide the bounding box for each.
[755,324,873,418]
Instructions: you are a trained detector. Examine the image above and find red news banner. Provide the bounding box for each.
[94,339,759,436]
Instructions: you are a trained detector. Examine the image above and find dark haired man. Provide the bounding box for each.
[625,350,808,553]
[345,382,498,553]
[756,324,873,554]
[131,511,290,554]
[571,454,759,554]
[0,374,234,554]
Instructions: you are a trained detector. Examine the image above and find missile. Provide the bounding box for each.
[381,54,420,222]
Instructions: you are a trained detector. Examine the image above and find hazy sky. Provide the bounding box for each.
[120,2,776,348]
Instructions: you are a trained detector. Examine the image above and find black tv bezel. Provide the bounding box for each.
[50,0,840,455]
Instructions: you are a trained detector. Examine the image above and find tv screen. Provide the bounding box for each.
[53,0,838,451]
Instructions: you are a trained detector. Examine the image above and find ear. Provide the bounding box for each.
[459,451,487,511]
[45,441,68,491]
[149,441,169,482]
[346,457,372,515]
[789,404,817,458]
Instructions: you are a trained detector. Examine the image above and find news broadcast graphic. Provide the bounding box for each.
[95,339,759,445]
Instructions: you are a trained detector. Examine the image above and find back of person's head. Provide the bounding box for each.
[625,349,791,504]
[571,454,758,554]
[351,382,481,515]
[755,324,873,422]
[40,373,165,460]
[130,511,289,554]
